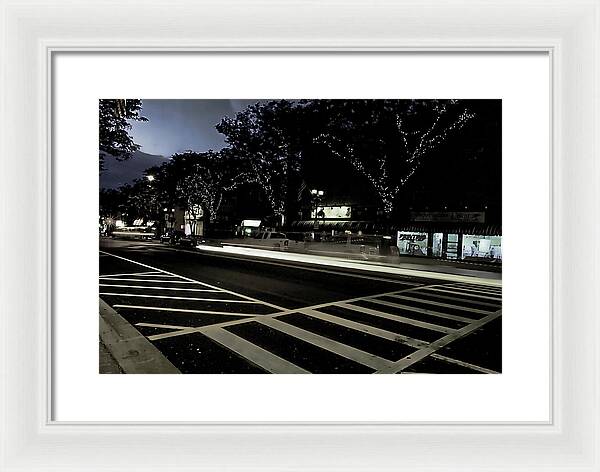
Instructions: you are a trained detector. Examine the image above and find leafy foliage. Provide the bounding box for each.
[100,99,481,230]
[170,150,248,223]
[310,99,475,214]
[99,188,128,218]
[99,99,147,171]
[216,100,305,219]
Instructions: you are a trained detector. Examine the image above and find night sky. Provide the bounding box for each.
[129,99,262,156]
[100,99,262,189]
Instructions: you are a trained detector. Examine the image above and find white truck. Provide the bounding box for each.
[250,231,289,250]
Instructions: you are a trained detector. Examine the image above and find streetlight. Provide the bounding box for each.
[146,175,155,182]
[311,188,325,239]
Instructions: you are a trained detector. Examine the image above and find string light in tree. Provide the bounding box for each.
[316,100,476,215]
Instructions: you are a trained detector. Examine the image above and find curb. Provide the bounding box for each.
[192,245,502,286]
[99,298,180,374]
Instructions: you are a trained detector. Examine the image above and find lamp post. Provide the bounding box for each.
[311,189,324,240]
[163,207,176,230]
[144,174,158,235]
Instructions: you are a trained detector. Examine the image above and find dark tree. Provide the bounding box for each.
[216,100,305,225]
[122,177,160,223]
[99,188,128,219]
[99,99,147,171]
[170,150,248,226]
[311,100,475,214]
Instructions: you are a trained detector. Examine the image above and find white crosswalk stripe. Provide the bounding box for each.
[421,285,502,302]
[257,317,393,371]
[364,297,474,324]
[100,251,501,374]
[299,308,427,349]
[386,294,494,315]
[202,327,310,374]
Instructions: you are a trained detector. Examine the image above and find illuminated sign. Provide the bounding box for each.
[311,206,352,219]
[242,219,261,227]
[397,232,427,242]
[184,205,204,220]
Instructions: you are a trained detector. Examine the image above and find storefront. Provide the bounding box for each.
[396,231,429,256]
[395,217,501,262]
[462,234,502,260]
[184,205,204,236]
[292,208,502,263]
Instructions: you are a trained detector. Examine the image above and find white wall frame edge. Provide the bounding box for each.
[1,0,598,470]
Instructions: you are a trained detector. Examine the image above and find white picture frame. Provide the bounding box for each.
[1,0,598,470]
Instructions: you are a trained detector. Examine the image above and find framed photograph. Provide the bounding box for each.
[1,0,598,471]
[96,97,504,378]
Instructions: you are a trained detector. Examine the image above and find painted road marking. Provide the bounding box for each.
[387,294,494,315]
[135,322,190,330]
[99,278,201,284]
[451,281,502,290]
[103,273,178,278]
[297,308,494,373]
[338,302,454,334]
[422,285,502,301]
[99,284,220,292]
[99,271,162,277]
[100,293,260,303]
[374,310,502,374]
[137,288,500,373]
[446,283,502,296]
[100,249,502,373]
[364,297,474,324]
[400,290,501,309]
[131,286,446,343]
[100,250,286,311]
[258,316,392,371]
[299,308,427,349]
[202,327,310,374]
[112,305,263,317]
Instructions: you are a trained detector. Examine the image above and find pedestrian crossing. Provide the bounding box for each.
[100,253,501,374]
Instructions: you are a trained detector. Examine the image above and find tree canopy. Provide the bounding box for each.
[216,100,306,222]
[309,99,475,214]
[100,99,485,230]
[170,150,248,223]
[99,99,147,171]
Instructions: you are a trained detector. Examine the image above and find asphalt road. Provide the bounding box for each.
[99,238,502,374]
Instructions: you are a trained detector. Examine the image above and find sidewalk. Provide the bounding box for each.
[210,238,500,271]
[195,243,502,286]
[99,338,122,374]
[99,298,180,374]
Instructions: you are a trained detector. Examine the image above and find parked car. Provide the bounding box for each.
[160,230,197,247]
[251,231,289,249]
[178,234,198,248]
[161,229,182,244]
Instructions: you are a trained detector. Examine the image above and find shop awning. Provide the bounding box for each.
[290,220,376,231]
[289,220,502,236]
[393,223,502,236]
